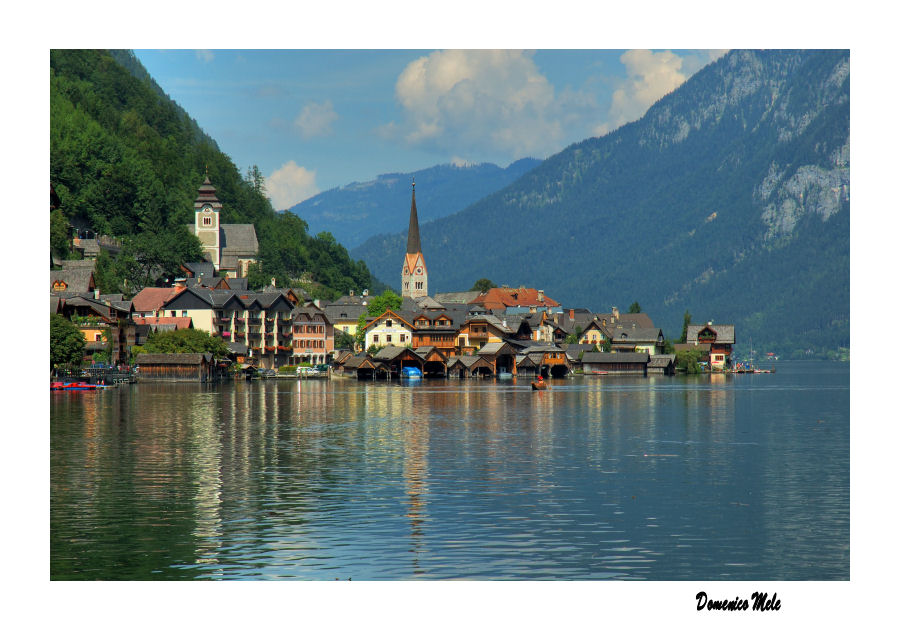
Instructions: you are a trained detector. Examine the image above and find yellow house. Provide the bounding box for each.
[363,310,415,350]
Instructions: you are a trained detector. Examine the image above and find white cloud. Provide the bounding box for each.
[595,49,728,137]
[294,101,338,138]
[384,50,566,159]
[266,161,319,210]
[195,50,214,63]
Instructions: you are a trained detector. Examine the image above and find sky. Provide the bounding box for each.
[134,48,727,209]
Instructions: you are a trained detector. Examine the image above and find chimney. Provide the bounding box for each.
[363,289,369,297]
[94,289,100,299]
[611,306,619,322]
[270,277,276,287]
[349,290,354,297]
[538,289,544,302]
[569,309,574,320]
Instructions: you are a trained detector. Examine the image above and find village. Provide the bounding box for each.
[51,178,736,382]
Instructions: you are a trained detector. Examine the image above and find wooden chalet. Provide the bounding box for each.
[648,354,676,375]
[447,355,495,378]
[411,311,461,355]
[476,342,518,375]
[373,346,425,378]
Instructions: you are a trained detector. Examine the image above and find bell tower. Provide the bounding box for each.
[401,181,428,298]
[194,174,222,269]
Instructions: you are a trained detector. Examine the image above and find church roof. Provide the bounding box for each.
[193,175,223,210]
[406,182,422,255]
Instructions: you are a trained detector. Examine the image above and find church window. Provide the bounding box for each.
[202,216,212,226]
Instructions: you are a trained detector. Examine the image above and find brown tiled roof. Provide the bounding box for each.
[133,317,193,330]
[469,287,559,310]
[131,287,185,313]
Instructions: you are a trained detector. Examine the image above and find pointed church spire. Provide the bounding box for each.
[406,179,421,255]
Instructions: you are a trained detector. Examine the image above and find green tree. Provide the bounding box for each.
[51,314,85,368]
[680,310,692,343]
[335,330,356,350]
[355,313,369,351]
[141,328,229,358]
[366,290,403,318]
[50,208,70,260]
[628,301,642,313]
[470,278,497,293]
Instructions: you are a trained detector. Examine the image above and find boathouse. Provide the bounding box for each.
[581,352,650,376]
[135,353,215,382]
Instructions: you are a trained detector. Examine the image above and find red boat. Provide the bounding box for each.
[51,381,105,390]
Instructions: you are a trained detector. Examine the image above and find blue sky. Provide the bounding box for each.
[134,49,726,209]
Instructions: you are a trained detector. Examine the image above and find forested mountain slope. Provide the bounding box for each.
[352,50,850,357]
[50,49,373,298]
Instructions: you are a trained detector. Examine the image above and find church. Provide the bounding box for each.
[187,175,259,278]
[401,181,428,299]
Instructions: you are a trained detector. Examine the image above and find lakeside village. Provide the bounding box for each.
[51,178,753,386]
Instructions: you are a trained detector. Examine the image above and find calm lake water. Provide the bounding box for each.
[50,360,849,580]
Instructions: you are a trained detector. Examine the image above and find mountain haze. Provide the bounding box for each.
[352,50,850,357]
[286,159,541,249]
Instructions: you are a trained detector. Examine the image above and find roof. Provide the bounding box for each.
[649,354,676,367]
[373,346,412,361]
[416,296,444,309]
[220,224,259,261]
[608,327,664,344]
[133,317,193,330]
[226,342,248,355]
[582,352,650,364]
[131,287,185,313]
[50,269,95,294]
[182,261,216,278]
[406,183,421,254]
[324,303,368,322]
[434,291,480,304]
[686,324,735,344]
[469,287,560,310]
[136,353,212,365]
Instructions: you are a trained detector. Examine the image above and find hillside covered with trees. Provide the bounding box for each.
[50,49,374,299]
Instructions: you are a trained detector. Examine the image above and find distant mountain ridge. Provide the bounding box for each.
[351,50,850,357]
[285,158,540,249]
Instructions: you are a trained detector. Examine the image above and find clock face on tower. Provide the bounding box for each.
[403,267,409,275]
[203,205,212,213]
[416,267,423,275]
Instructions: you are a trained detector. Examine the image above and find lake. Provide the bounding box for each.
[50,360,849,580]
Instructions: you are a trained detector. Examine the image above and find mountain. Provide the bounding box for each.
[285,159,541,249]
[351,50,850,358]
[50,49,374,299]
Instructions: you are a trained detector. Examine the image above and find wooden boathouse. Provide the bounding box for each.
[581,351,650,376]
[135,353,216,382]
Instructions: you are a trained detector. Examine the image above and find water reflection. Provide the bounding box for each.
[51,363,849,580]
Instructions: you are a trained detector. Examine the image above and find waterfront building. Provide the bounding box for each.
[362,309,415,350]
[291,305,333,366]
[401,182,428,299]
[685,323,735,369]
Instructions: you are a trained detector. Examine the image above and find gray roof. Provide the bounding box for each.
[416,296,445,309]
[649,354,676,367]
[60,259,97,271]
[220,224,259,265]
[434,291,481,304]
[226,342,248,355]
[50,269,94,294]
[608,327,664,344]
[373,346,409,361]
[686,324,735,344]
[324,303,368,322]
[582,352,650,364]
[183,261,216,278]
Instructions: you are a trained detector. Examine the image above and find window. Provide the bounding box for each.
[400,334,406,342]
[170,311,176,317]
[373,335,379,343]
[202,216,212,226]
[95,333,102,341]
[182,311,188,317]
[386,335,392,343]
[343,326,348,332]
[385,320,393,328]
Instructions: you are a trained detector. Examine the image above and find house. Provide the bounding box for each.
[373,346,425,377]
[582,351,650,376]
[476,341,518,375]
[291,305,333,365]
[411,308,467,355]
[648,354,676,375]
[685,323,735,370]
[415,346,450,377]
[131,286,186,318]
[456,315,514,354]
[608,326,666,355]
[362,309,415,350]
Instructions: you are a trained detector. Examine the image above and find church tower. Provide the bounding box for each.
[194,174,222,269]
[401,181,428,299]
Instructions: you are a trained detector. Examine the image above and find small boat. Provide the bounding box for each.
[531,379,550,391]
[51,381,106,390]
[401,366,422,379]
[497,371,513,380]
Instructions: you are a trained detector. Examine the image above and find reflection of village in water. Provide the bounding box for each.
[51,366,852,580]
